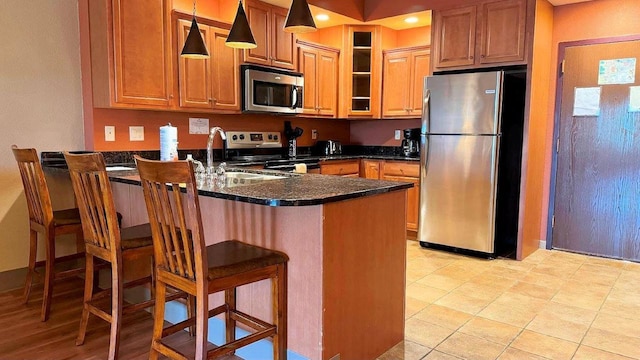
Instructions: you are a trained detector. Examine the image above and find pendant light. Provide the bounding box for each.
[284,0,317,34]
[226,0,257,49]
[181,0,209,58]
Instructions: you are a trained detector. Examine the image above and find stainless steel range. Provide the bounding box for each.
[225,131,319,171]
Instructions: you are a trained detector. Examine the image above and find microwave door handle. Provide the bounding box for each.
[291,87,298,109]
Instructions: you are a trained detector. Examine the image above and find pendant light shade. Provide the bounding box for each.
[284,0,317,34]
[226,0,257,49]
[181,17,209,59]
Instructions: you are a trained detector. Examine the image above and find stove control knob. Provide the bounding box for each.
[232,135,238,141]
[239,134,245,140]
[268,134,273,140]
[274,135,278,141]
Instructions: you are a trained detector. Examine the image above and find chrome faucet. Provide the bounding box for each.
[207,126,226,174]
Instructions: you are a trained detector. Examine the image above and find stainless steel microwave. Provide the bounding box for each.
[241,64,304,114]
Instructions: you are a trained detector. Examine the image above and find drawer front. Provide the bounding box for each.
[383,161,420,178]
[320,161,360,175]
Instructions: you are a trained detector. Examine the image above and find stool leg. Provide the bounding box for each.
[225,288,237,351]
[187,295,196,336]
[149,281,167,360]
[273,263,288,360]
[41,230,56,322]
[195,291,208,360]
[108,262,124,360]
[76,253,94,346]
[23,229,38,304]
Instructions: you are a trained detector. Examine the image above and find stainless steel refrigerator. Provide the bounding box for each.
[418,70,525,257]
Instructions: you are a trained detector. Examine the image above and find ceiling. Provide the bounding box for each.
[262,0,593,29]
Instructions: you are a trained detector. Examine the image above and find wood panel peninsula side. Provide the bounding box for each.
[109,171,410,360]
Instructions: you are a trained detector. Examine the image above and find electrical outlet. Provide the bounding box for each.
[129,126,144,141]
[394,129,401,140]
[312,129,318,140]
[104,126,115,142]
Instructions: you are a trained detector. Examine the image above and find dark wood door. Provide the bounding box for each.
[553,40,640,261]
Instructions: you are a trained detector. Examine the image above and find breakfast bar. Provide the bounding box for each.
[108,169,411,360]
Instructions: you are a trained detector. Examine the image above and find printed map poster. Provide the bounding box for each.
[598,58,636,85]
[573,87,601,116]
[629,86,640,112]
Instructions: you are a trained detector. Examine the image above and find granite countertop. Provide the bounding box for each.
[107,168,413,207]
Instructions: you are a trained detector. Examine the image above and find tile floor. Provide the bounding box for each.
[379,241,640,360]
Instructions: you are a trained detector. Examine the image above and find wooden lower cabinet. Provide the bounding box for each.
[360,159,420,233]
[319,160,360,177]
[321,159,420,233]
[361,159,381,179]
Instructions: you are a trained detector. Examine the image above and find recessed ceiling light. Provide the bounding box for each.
[316,14,329,21]
[404,16,419,24]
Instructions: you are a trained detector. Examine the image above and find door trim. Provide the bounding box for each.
[546,34,640,250]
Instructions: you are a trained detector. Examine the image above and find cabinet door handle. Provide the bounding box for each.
[481,54,485,58]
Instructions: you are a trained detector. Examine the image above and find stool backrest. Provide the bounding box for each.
[135,156,206,284]
[64,152,121,254]
[11,146,53,227]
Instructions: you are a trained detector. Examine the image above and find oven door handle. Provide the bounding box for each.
[291,87,298,109]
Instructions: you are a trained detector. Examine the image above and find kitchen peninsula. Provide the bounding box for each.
[109,168,411,360]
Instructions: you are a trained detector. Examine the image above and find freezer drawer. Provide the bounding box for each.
[418,134,499,253]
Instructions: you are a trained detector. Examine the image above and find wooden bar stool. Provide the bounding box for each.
[64,152,184,359]
[135,156,289,360]
[11,145,85,322]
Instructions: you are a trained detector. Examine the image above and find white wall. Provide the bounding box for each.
[0,0,84,272]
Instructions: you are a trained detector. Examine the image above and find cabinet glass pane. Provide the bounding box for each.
[352,98,370,111]
[353,49,371,72]
[352,74,370,97]
[353,32,372,47]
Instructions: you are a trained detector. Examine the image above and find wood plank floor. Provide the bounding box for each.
[0,277,155,359]
[0,277,215,360]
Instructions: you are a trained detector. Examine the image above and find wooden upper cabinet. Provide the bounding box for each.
[432,6,476,69]
[176,18,240,112]
[411,49,431,113]
[340,25,382,118]
[432,0,527,71]
[210,27,241,111]
[89,0,173,108]
[299,47,318,113]
[244,0,295,70]
[382,46,430,118]
[479,0,527,64]
[382,51,411,117]
[177,19,211,109]
[297,41,339,117]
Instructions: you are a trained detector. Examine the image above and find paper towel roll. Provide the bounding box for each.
[294,163,307,174]
[160,124,178,161]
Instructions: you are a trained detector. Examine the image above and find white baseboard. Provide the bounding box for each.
[539,240,547,249]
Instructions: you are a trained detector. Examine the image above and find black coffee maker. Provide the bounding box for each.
[402,128,420,157]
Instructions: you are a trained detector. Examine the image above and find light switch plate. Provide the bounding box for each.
[129,126,144,141]
[312,129,318,140]
[394,130,401,140]
[105,126,115,142]
[189,118,209,134]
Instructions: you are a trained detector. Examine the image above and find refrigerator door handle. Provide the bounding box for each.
[422,89,431,134]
